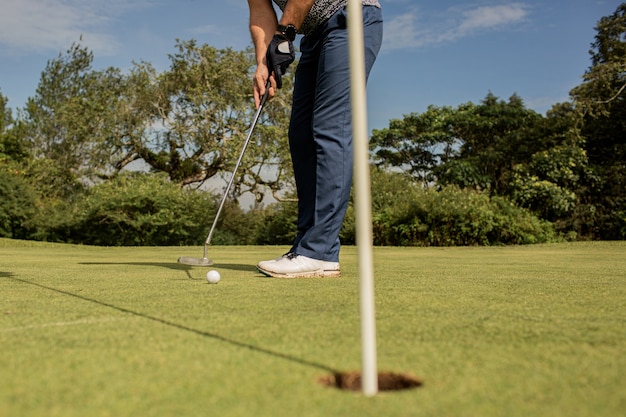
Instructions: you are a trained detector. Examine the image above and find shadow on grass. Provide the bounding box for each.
[79,262,197,280]
[79,262,257,277]
[4,275,337,374]
[80,262,189,271]
[212,263,258,272]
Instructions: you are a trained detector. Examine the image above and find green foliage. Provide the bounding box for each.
[339,168,555,247]
[20,40,294,202]
[17,157,86,243]
[0,90,8,133]
[370,93,594,239]
[439,94,544,195]
[25,157,86,200]
[371,106,458,185]
[570,3,626,118]
[42,172,215,246]
[135,41,255,185]
[341,167,425,245]
[569,3,626,240]
[0,165,559,247]
[372,183,555,246]
[24,43,130,181]
[253,201,298,245]
[129,40,294,198]
[511,176,577,220]
[0,169,37,239]
[372,94,551,195]
[210,201,265,245]
[435,158,492,191]
[24,171,270,246]
[0,91,29,164]
[509,103,591,224]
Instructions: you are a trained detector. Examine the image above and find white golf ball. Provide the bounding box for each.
[206,270,221,284]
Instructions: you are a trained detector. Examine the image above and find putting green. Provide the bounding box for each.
[1,239,625,417]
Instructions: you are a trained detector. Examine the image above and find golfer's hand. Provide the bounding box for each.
[265,34,295,89]
[253,67,275,108]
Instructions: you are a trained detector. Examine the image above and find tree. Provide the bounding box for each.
[372,94,545,194]
[1,90,36,239]
[0,91,10,149]
[370,106,459,186]
[570,3,626,239]
[48,172,219,246]
[439,94,543,195]
[123,40,294,201]
[21,40,294,204]
[0,90,29,164]
[24,43,131,182]
[370,94,593,237]
[510,103,591,226]
[0,169,37,239]
[571,3,626,118]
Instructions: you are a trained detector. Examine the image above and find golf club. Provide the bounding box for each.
[178,82,271,266]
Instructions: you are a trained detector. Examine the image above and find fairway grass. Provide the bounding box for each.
[1,239,624,417]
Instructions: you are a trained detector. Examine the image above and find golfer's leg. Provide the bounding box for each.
[292,12,352,262]
[295,7,383,262]
[288,39,318,251]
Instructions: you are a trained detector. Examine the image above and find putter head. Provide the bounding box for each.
[178,256,214,266]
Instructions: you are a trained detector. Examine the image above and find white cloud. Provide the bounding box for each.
[384,3,530,50]
[458,4,529,33]
[0,0,152,55]
[189,24,220,36]
[383,11,424,50]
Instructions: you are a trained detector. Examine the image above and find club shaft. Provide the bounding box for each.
[203,84,270,257]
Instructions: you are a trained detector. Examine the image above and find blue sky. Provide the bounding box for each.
[0,0,621,132]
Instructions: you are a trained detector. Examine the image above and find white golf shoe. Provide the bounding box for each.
[257,253,341,278]
[256,252,291,271]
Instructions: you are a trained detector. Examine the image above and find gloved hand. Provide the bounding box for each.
[266,34,295,89]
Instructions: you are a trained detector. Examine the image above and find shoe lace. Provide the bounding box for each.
[286,252,298,260]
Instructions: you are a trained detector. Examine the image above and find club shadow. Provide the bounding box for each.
[79,262,196,280]
[211,263,257,272]
[78,261,259,281]
[79,262,257,273]
[80,262,191,271]
[4,275,338,374]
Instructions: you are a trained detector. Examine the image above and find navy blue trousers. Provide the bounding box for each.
[289,6,383,262]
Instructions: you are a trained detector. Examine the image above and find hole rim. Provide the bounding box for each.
[318,371,423,392]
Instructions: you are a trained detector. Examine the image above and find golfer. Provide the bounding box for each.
[248,0,383,278]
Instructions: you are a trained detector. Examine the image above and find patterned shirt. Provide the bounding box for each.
[272,0,381,36]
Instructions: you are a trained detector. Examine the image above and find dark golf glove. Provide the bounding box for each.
[266,34,295,89]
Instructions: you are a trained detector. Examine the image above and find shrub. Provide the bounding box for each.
[58,172,217,246]
[253,201,298,245]
[19,169,557,247]
[341,168,422,245]
[373,184,556,246]
[0,168,37,239]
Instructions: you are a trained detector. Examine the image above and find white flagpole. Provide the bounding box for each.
[347,0,378,397]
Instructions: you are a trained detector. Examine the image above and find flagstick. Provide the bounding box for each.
[347,0,378,397]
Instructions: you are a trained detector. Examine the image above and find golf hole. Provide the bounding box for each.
[318,371,423,392]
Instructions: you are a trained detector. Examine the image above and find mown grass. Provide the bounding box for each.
[1,239,624,417]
